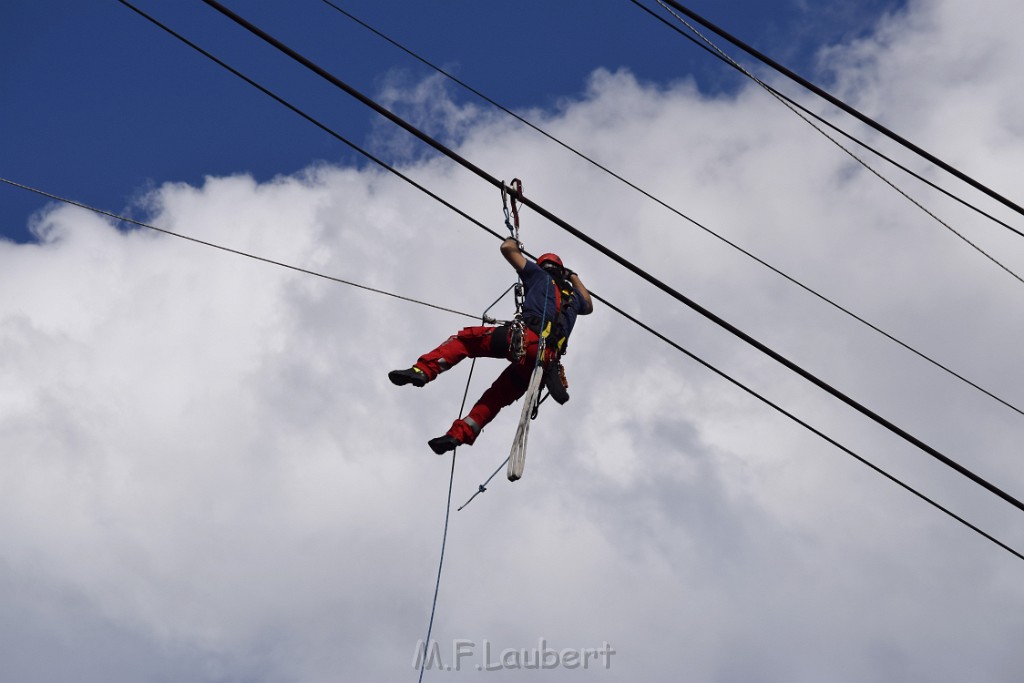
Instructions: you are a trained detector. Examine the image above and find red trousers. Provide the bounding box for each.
[414,325,553,445]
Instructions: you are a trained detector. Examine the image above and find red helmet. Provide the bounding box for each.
[537,253,563,269]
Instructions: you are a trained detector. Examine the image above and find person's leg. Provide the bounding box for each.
[389,326,501,387]
[429,362,530,453]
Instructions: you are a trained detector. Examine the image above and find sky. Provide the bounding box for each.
[0,0,901,243]
[4,0,1024,682]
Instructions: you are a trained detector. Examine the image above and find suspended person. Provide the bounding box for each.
[389,238,593,454]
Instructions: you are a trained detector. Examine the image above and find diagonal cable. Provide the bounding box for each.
[652,0,1024,287]
[653,0,1024,225]
[0,176,480,321]
[593,293,1024,562]
[629,0,1024,243]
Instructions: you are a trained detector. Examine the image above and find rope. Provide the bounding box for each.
[417,242,521,680]
[417,452,456,683]
[652,0,1024,287]
[457,456,510,511]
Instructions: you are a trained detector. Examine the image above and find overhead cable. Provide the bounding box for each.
[318,0,1024,419]
[649,0,1024,286]
[112,0,507,245]
[109,0,1023,560]
[629,0,1024,242]
[0,176,481,322]
[652,0,1024,227]
[195,0,1024,516]
[595,295,1023,562]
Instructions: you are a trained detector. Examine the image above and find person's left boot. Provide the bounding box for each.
[428,434,461,455]
[544,362,570,404]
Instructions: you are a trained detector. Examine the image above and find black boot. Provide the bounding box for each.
[543,362,570,405]
[388,366,428,387]
[428,435,461,455]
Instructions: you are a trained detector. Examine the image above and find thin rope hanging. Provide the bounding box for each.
[416,278,516,682]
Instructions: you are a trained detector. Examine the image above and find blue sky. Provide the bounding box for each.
[2,0,902,243]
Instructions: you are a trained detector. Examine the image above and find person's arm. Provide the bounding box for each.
[567,271,594,315]
[500,238,528,271]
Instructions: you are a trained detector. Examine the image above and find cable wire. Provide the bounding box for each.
[114,0,1023,559]
[593,292,1024,562]
[652,0,1024,226]
[113,0,508,239]
[197,0,1024,516]
[650,0,1024,286]
[317,0,1024,419]
[0,177,480,321]
[629,0,1024,242]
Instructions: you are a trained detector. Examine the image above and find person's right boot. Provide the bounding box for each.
[388,366,428,388]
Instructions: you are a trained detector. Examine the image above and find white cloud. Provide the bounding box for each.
[3,0,1024,680]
